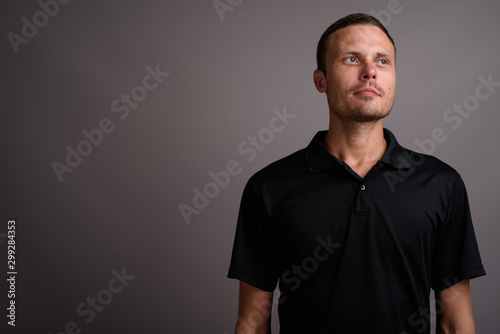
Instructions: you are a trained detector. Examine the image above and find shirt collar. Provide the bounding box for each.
[305,128,411,173]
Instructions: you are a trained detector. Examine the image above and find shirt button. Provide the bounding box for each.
[361,185,366,191]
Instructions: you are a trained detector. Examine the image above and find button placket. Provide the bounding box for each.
[352,180,369,215]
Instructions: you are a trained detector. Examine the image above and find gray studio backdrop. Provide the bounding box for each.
[1,0,499,333]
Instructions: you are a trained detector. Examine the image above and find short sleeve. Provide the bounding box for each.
[227,179,280,292]
[431,175,486,291]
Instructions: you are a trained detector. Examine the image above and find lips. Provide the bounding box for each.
[354,88,380,97]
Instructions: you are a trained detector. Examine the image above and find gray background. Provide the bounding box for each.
[1,0,499,333]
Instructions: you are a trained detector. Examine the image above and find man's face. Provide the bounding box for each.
[315,24,396,123]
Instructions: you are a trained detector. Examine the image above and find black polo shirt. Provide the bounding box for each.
[228,129,485,334]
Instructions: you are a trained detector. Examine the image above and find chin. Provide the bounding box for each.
[332,105,392,123]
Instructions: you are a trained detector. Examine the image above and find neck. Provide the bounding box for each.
[324,114,387,178]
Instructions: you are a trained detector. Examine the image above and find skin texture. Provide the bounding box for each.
[235,24,477,334]
[235,281,272,334]
[436,279,476,334]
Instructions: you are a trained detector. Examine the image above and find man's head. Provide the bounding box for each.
[314,13,396,123]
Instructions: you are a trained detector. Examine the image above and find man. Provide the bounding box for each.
[228,13,485,334]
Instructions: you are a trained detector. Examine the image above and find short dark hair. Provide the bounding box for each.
[316,13,396,74]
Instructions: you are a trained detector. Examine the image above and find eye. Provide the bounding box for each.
[345,56,357,63]
[378,59,388,65]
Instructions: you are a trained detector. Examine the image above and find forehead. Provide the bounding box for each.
[327,24,394,57]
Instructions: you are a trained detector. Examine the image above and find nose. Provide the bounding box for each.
[360,63,377,81]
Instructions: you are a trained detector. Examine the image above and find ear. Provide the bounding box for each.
[313,69,327,93]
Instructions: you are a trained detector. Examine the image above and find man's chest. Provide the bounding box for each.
[270,176,443,267]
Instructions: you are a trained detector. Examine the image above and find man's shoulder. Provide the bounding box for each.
[248,130,330,185]
[384,128,461,181]
[400,147,463,184]
[250,147,308,184]
[409,148,457,171]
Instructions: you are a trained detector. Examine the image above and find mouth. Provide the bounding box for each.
[353,87,381,97]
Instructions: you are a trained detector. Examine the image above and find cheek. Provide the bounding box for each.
[384,77,396,94]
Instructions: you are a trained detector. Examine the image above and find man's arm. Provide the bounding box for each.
[235,281,273,334]
[435,278,476,334]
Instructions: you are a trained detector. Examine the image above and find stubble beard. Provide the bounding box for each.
[328,94,394,124]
